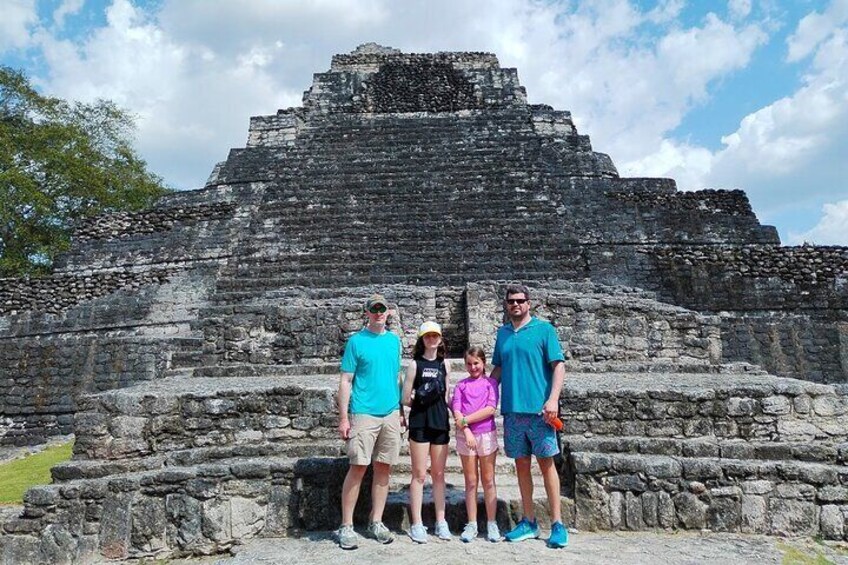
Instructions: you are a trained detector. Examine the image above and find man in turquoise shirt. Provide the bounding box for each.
[491,284,568,549]
[336,294,402,550]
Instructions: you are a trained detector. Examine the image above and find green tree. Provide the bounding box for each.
[0,66,169,276]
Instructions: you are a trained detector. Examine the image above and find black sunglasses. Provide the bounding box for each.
[506,298,528,305]
[368,305,388,314]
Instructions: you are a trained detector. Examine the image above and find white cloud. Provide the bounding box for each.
[35,0,305,188]
[702,12,848,216]
[620,140,713,191]
[789,200,848,244]
[0,0,37,53]
[787,0,848,62]
[728,0,752,21]
[52,0,85,30]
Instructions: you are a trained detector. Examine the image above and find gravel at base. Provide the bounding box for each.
[169,531,848,565]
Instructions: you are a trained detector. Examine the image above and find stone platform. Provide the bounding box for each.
[2,364,847,563]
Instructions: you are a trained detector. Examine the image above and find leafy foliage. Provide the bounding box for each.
[0,66,169,276]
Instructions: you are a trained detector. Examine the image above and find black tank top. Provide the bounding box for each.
[408,357,449,431]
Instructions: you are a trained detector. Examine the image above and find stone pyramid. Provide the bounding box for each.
[0,44,847,562]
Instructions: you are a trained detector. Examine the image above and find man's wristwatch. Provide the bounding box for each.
[461,417,468,428]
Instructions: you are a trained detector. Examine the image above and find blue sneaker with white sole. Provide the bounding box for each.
[504,518,540,542]
[547,521,568,548]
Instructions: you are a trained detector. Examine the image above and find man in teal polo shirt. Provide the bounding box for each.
[336,293,403,550]
[491,284,568,549]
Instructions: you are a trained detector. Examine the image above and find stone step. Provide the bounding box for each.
[232,147,540,164]
[69,369,848,464]
[241,219,566,241]
[2,454,345,561]
[212,270,572,292]
[72,376,338,461]
[1,452,570,562]
[220,259,577,283]
[191,363,341,378]
[51,439,346,482]
[220,251,581,274]
[562,372,848,443]
[567,450,848,538]
[392,456,516,477]
[277,144,541,159]
[562,435,848,465]
[253,200,561,221]
[389,469,547,492]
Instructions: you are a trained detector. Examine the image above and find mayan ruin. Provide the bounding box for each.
[0,42,847,562]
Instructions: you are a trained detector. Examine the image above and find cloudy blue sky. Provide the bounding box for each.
[2,0,847,245]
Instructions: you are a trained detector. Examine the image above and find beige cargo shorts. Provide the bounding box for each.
[346,411,402,466]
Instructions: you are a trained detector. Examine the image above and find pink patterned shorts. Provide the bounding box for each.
[455,429,499,457]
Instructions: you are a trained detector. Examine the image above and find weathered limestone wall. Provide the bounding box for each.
[246,110,304,149]
[467,281,721,366]
[570,452,848,537]
[55,183,263,271]
[197,286,436,367]
[304,43,524,114]
[0,336,174,445]
[719,313,848,384]
[0,271,215,446]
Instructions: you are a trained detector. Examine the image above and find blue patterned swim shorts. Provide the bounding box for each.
[503,413,560,459]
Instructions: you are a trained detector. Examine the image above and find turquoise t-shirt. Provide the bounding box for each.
[340,328,402,416]
[492,317,565,414]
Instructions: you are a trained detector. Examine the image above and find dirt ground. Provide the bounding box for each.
[154,529,848,565]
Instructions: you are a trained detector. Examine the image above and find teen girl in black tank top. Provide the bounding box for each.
[408,356,449,432]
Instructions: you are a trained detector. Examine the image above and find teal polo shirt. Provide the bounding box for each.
[340,327,402,416]
[492,317,565,414]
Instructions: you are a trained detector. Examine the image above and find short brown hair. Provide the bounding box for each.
[505,284,530,300]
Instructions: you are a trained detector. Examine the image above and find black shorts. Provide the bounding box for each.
[408,427,450,445]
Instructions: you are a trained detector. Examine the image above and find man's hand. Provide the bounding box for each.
[464,428,477,450]
[338,417,351,440]
[542,398,558,424]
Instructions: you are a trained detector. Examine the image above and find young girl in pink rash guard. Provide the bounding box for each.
[451,346,501,543]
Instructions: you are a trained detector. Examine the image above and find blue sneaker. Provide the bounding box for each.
[547,521,568,548]
[504,518,540,542]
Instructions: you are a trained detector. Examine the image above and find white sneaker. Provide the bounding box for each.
[409,523,428,544]
[337,524,359,550]
[486,521,501,542]
[460,522,478,542]
[434,520,452,540]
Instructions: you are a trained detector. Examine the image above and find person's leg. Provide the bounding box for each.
[479,452,498,522]
[459,454,479,523]
[514,455,535,520]
[370,413,401,534]
[341,414,378,526]
[503,414,540,542]
[527,413,561,523]
[371,461,392,523]
[430,442,449,524]
[408,439,430,526]
[341,464,368,525]
[537,456,562,523]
